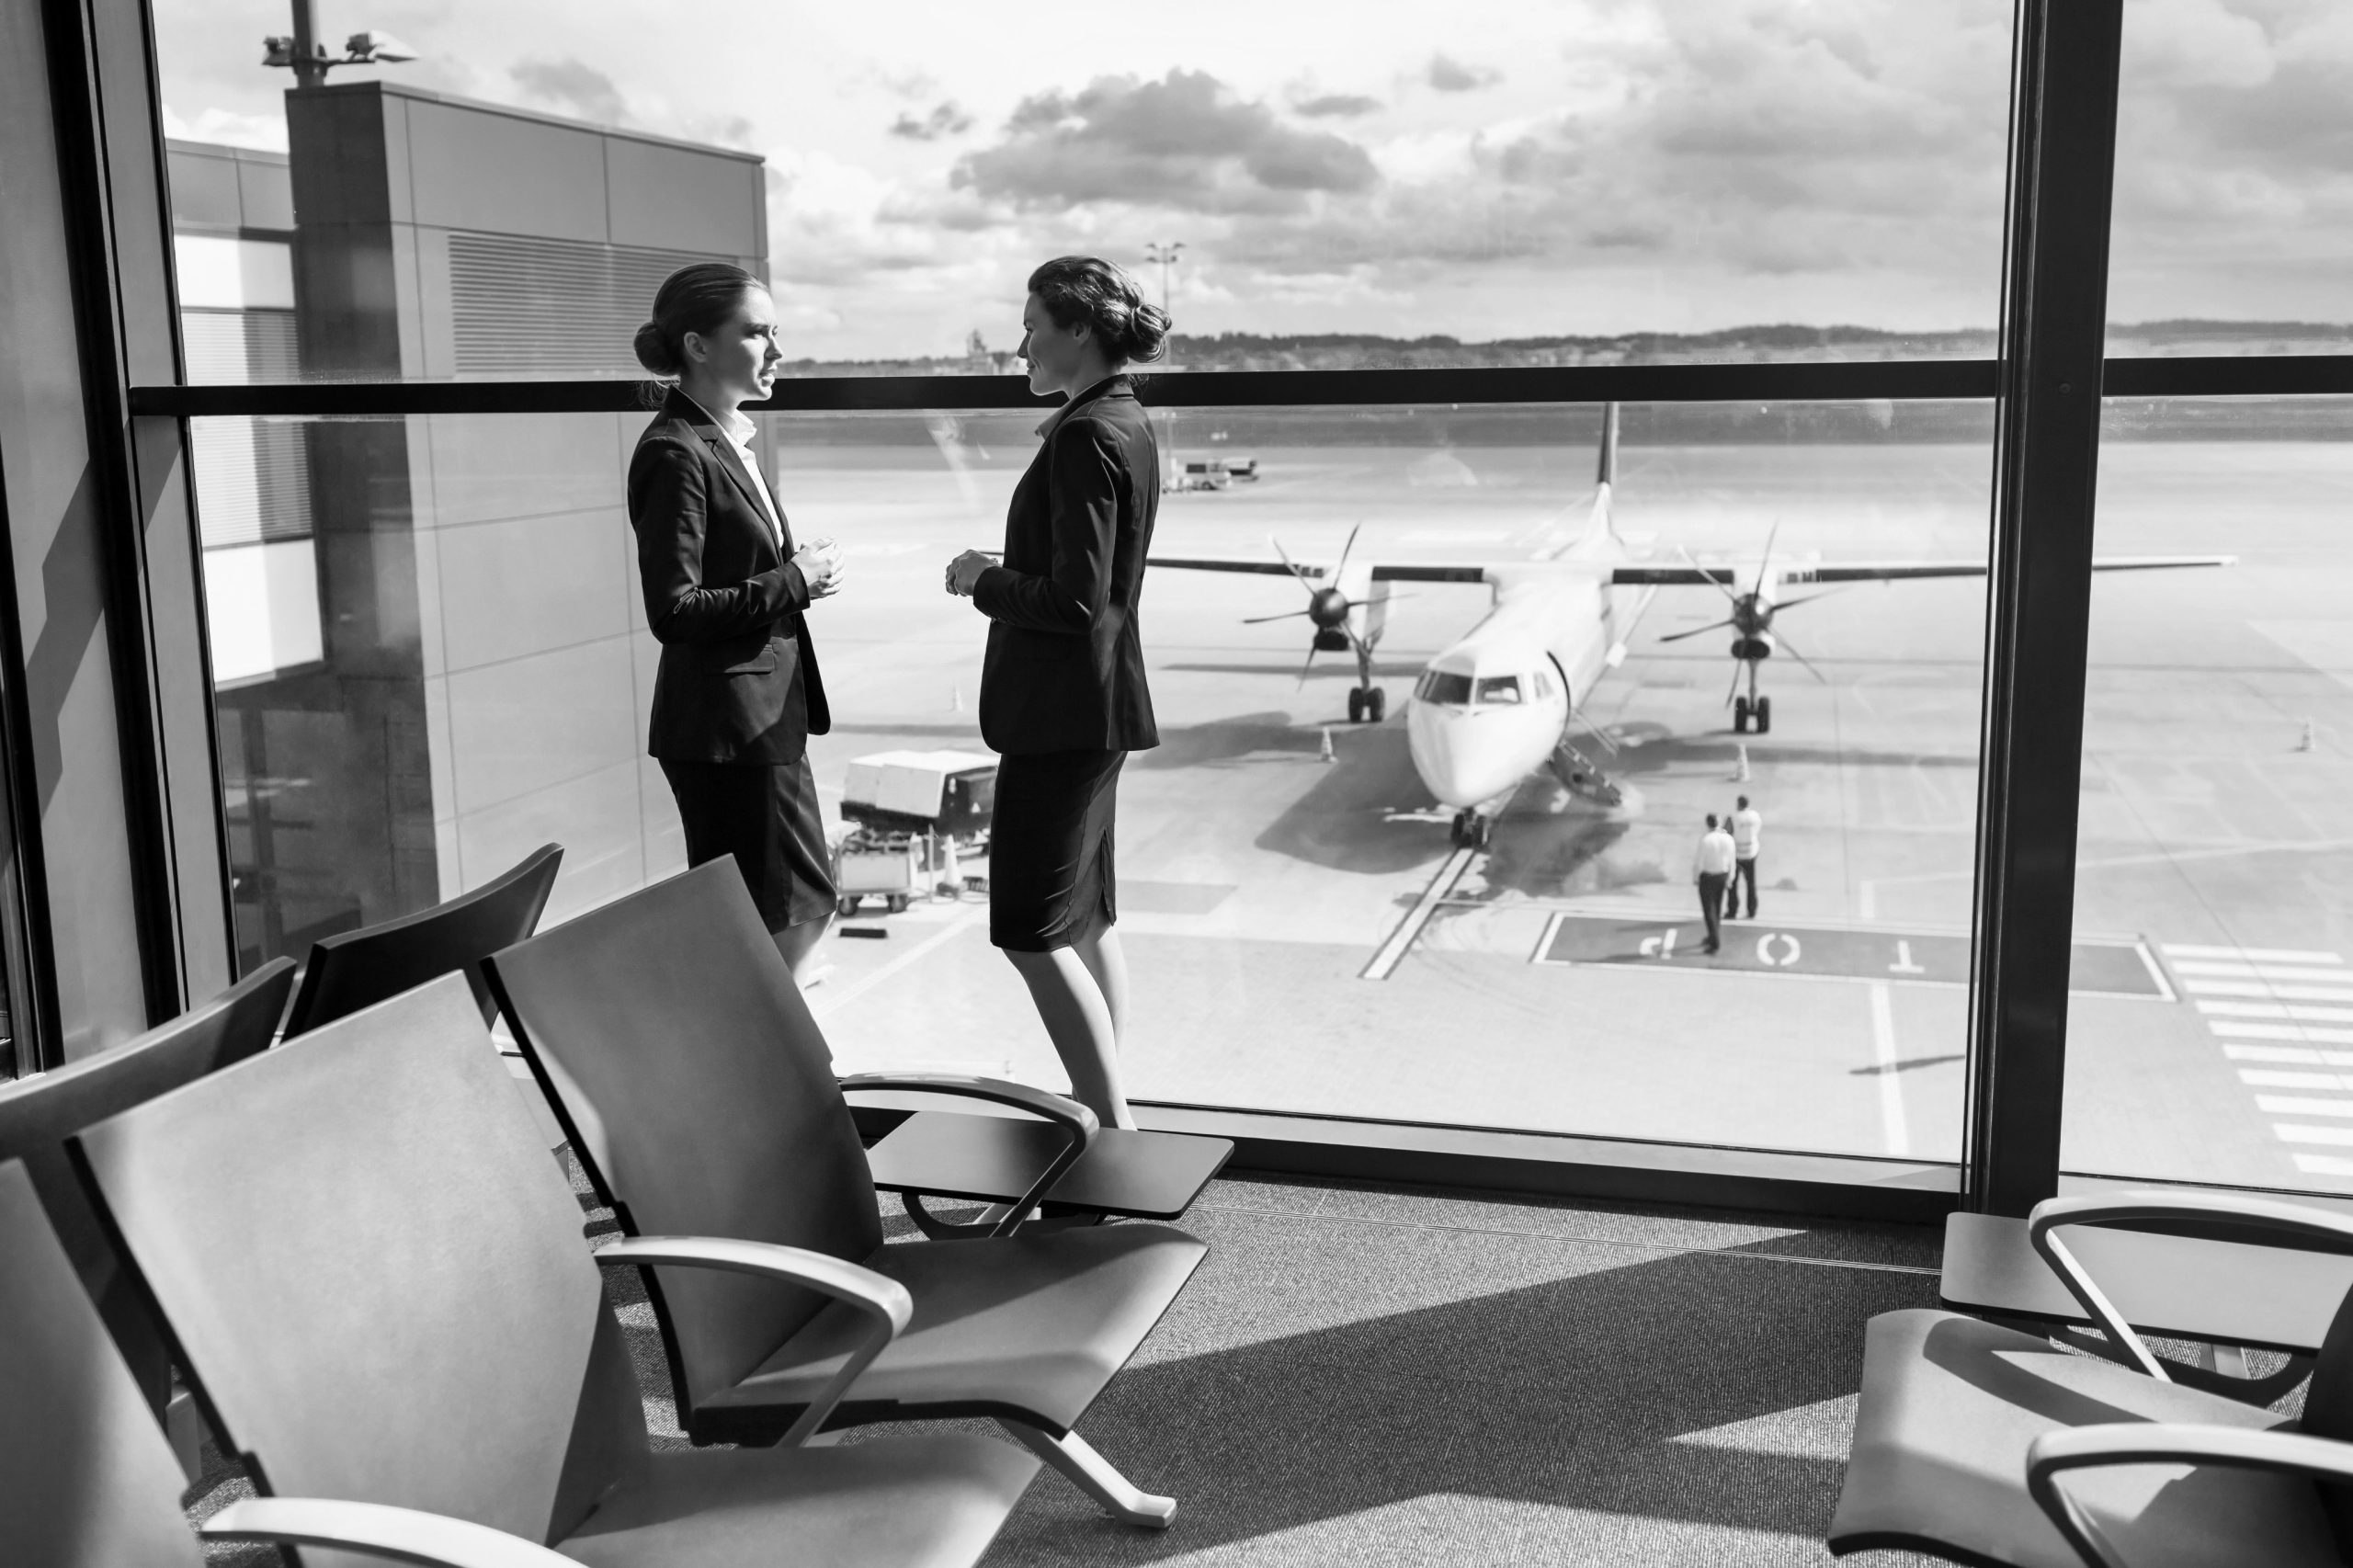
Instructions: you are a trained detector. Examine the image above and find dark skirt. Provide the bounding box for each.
[661,756,837,931]
[989,749,1125,952]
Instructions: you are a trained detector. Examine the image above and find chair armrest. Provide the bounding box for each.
[2028,1192,2353,1382]
[595,1235,911,1444]
[201,1496,576,1568]
[2028,1423,2353,1568]
[840,1074,1099,1236]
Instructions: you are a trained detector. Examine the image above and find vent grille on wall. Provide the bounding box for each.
[449,233,742,376]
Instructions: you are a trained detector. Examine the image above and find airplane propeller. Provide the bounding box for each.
[1665,523,1838,700]
[1245,524,1381,688]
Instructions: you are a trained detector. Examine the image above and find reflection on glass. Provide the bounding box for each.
[193,403,1993,1157]
[153,2,2011,378]
[2064,396,2353,1194]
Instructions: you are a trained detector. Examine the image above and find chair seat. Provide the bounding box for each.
[1830,1309,2337,1568]
[695,1223,1208,1443]
[559,1434,1039,1568]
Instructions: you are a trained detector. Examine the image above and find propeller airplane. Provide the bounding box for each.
[1152,405,2234,850]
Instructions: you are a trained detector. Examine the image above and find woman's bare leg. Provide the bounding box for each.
[1071,926,1128,1043]
[773,915,832,987]
[1004,945,1135,1129]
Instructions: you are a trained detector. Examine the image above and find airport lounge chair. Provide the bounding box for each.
[483,858,1210,1528]
[0,955,294,1473]
[71,973,1040,1568]
[1829,1192,2353,1567]
[0,1153,592,1568]
[280,841,563,1035]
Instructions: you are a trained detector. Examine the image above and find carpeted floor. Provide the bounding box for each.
[192,1172,1950,1566]
[952,1177,1947,1568]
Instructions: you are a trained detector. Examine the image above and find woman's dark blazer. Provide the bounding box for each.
[627,388,829,765]
[973,374,1159,756]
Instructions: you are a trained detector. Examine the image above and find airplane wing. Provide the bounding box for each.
[1612,553,2234,586]
[1150,557,1491,584]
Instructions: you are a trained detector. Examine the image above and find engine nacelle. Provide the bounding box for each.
[1313,628,1350,653]
[1731,632,1776,662]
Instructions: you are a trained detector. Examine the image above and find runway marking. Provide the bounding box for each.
[1870,983,1909,1157]
[813,908,989,1019]
[1360,846,1479,981]
[2166,942,2353,1188]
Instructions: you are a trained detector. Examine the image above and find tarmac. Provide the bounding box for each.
[777,427,2353,1197]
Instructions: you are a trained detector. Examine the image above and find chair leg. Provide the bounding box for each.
[997,1420,1176,1528]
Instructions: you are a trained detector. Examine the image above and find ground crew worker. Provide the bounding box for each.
[1694,812,1735,955]
[1726,794,1762,920]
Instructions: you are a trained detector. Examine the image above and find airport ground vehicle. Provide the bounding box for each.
[835,751,996,917]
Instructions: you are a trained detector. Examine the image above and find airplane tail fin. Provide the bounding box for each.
[1577,402,1620,547]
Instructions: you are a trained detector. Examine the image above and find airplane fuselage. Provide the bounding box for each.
[1404,558,1650,810]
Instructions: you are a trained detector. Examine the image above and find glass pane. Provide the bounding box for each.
[2108,0,2353,351]
[192,399,1991,1159]
[2063,395,2353,1192]
[153,2,2012,381]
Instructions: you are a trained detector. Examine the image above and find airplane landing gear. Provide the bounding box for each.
[1449,810,1491,851]
[1347,686,1386,723]
[1755,695,1771,734]
[1733,696,1750,733]
[1733,694,1774,734]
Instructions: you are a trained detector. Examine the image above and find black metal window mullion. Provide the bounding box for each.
[1964,0,2129,1217]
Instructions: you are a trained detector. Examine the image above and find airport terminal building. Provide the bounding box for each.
[2,1,2349,1562]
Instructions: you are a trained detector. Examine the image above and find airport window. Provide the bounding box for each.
[91,0,2344,1201]
[2062,394,2353,1196]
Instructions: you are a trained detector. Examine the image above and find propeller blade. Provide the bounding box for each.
[1758,517,1782,585]
[1658,617,1737,644]
[1242,608,1314,624]
[1776,633,1831,685]
[1268,536,1320,594]
[1677,544,1741,606]
[1770,588,1847,613]
[1295,642,1320,689]
[1334,521,1363,581]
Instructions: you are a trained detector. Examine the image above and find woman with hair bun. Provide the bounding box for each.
[946,256,1171,1128]
[629,261,846,983]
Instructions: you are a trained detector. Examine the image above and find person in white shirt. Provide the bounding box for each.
[1694,812,1736,954]
[1725,794,1763,920]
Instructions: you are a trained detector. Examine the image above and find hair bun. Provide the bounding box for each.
[632,319,681,378]
[1127,301,1172,363]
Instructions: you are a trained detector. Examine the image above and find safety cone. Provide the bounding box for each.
[1319,727,1336,764]
[2301,718,2318,753]
[1734,744,1751,782]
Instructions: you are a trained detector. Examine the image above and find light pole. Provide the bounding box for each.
[263,0,415,88]
[1143,242,1185,312]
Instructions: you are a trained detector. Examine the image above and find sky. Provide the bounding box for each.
[152,0,2351,360]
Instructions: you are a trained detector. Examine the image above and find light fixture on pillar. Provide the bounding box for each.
[262,0,415,89]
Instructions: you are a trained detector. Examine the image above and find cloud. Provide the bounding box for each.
[890,101,975,141]
[1293,92,1384,119]
[952,69,1379,215]
[509,58,627,125]
[1427,53,1503,93]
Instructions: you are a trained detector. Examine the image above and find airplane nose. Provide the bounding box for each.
[1408,702,1519,808]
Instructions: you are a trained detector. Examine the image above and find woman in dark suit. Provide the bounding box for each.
[947,256,1169,1129]
[629,263,845,983]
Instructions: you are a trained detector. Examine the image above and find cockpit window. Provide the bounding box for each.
[1475,675,1523,705]
[1416,671,1472,704]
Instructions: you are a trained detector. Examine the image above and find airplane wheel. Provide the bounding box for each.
[1756,696,1772,734]
[1367,687,1386,722]
[1347,687,1366,723]
[1472,815,1492,851]
[1733,696,1750,733]
[1449,811,1469,849]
